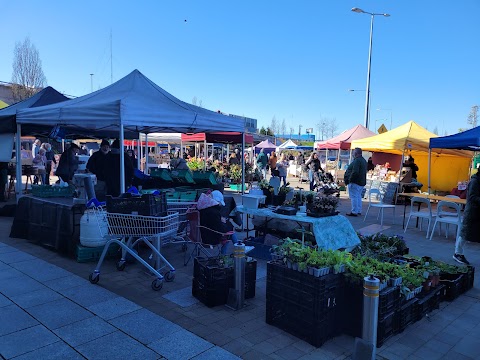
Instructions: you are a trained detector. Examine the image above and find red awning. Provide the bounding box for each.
[123,140,156,146]
[181,132,253,144]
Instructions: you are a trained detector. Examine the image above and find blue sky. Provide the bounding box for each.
[1,0,478,138]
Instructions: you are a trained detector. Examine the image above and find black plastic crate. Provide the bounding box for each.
[106,193,167,216]
[377,310,396,348]
[463,266,475,293]
[414,286,443,321]
[439,274,463,301]
[193,257,256,306]
[341,278,364,338]
[379,287,401,318]
[395,298,418,333]
[266,292,337,347]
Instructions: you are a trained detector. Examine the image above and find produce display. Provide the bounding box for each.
[268,235,475,347]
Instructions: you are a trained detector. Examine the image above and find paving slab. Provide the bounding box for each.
[0,304,38,337]
[76,330,160,360]
[53,316,117,347]
[43,274,90,291]
[191,346,241,360]
[0,273,45,296]
[0,250,36,263]
[162,286,199,307]
[0,324,59,359]
[10,258,72,282]
[148,329,213,360]
[27,298,93,329]
[59,283,118,308]
[109,308,183,345]
[11,341,85,360]
[0,293,13,308]
[10,287,63,308]
[87,296,142,320]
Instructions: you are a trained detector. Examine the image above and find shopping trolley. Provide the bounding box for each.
[88,206,179,291]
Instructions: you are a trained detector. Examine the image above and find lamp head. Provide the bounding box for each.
[351,7,365,13]
[383,13,391,17]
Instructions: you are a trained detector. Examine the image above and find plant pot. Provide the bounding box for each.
[308,267,314,276]
[388,277,403,287]
[292,262,299,271]
[272,194,286,206]
[262,188,272,205]
[286,260,292,269]
[333,264,346,274]
[379,281,388,291]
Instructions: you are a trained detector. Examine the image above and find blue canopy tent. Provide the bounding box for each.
[427,126,479,192]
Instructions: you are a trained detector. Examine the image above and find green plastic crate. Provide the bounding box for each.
[76,243,120,263]
[32,184,75,198]
[179,191,197,201]
[192,171,217,185]
[170,169,195,184]
[150,168,173,182]
[166,192,180,201]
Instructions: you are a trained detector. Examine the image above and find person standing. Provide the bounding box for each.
[256,149,268,179]
[104,139,134,197]
[453,173,479,265]
[87,139,110,201]
[277,153,288,186]
[55,143,80,184]
[43,143,56,185]
[344,147,367,216]
[268,152,278,175]
[305,152,321,191]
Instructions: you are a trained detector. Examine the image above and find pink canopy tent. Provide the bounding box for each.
[316,124,375,150]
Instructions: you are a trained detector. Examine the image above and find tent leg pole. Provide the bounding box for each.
[204,140,207,171]
[242,133,245,195]
[428,149,431,194]
[15,125,22,199]
[136,138,141,170]
[145,134,149,174]
[120,125,125,194]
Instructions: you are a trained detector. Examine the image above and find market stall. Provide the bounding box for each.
[351,121,472,192]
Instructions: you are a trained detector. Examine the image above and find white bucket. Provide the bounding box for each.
[80,210,108,247]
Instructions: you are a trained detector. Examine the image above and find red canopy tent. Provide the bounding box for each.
[316,124,375,150]
[181,132,253,144]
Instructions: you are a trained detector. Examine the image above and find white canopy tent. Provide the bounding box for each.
[276,139,298,152]
[15,70,245,195]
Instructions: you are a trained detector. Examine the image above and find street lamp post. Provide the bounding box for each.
[352,7,390,130]
[90,73,94,92]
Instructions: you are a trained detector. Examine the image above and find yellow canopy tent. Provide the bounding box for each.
[350,121,472,191]
[0,100,8,110]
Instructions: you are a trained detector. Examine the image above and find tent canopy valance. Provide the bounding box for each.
[316,124,375,150]
[429,125,480,151]
[15,70,245,136]
[254,139,276,153]
[181,132,253,144]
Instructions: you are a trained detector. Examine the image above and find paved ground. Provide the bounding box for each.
[1,176,479,359]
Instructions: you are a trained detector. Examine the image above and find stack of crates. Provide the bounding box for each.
[192,257,256,307]
[377,286,401,347]
[106,193,167,217]
[266,261,344,347]
[414,285,445,321]
[395,298,418,334]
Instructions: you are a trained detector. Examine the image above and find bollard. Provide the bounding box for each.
[363,275,380,358]
[226,242,246,310]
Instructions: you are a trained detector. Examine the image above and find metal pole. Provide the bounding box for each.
[364,15,375,130]
[119,124,125,194]
[362,275,379,357]
[204,139,207,171]
[226,242,246,310]
[15,125,22,198]
[242,133,245,194]
[428,149,432,194]
[145,133,149,174]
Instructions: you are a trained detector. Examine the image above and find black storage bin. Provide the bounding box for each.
[377,310,397,348]
[414,285,444,321]
[192,257,256,307]
[395,298,418,333]
[379,286,401,318]
[106,193,167,216]
[342,277,363,338]
[440,274,463,301]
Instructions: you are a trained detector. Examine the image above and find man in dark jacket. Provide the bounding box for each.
[87,139,110,200]
[104,139,134,197]
[453,173,479,265]
[55,143,80,183]
[344,147,367,216]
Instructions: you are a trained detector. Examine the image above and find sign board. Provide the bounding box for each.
[378,124,388,134]
[364,179,399,204]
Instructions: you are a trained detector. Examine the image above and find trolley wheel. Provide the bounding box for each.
[116,261,126,271]
[151,278,163,291]
[164,271,175,282]
[89,273,100,284]
[181,243,188,252]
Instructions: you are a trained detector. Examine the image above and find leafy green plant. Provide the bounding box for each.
[229,164,242,183]
[187,157,205,171]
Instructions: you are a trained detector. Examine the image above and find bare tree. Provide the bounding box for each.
[11,37,46,102]
[317,117,329,140]
[327,118,338,138]
[467,105,478,128]
[281,119,286,136]
[433,126,439,135]
[289,127,294,139]
[270,116,278,135]
[191,96,203,108]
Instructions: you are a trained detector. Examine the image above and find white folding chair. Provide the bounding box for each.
[269,177,281,195]
[363,188,396,226]
[429,201,462,240]
[404,196,436,238]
